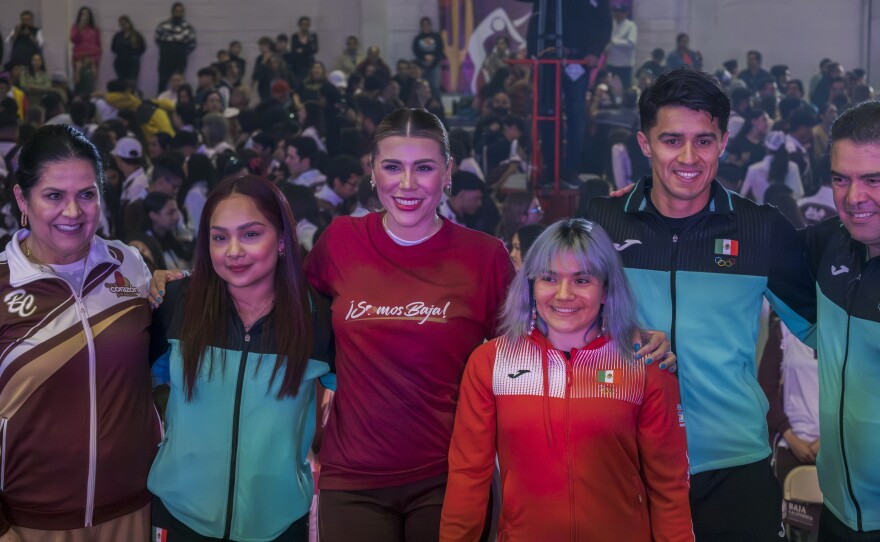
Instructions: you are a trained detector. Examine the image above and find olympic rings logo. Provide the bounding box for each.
[715,257,736,267]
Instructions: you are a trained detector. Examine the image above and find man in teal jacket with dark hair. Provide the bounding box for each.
[805,99,880,540]
[586,67,816,541]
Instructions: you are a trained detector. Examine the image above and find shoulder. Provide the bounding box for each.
[323,213,373,241]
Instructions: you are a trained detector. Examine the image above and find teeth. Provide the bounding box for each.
[395,198,420,206]
[677,171,699,179]
[56,224,81,231]
[553,307,578,313]
[852,212,875,218]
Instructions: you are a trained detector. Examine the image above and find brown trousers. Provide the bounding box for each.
[8,504,150,542]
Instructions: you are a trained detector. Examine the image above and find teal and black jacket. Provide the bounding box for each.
[805,219,880,532]
[586,178,816,475]
[148,280,335,541]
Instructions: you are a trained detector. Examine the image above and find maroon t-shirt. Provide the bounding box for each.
[305,213,514,490]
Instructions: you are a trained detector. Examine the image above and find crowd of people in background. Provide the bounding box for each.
[0,2,878,542]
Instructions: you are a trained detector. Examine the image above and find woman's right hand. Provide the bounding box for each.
[783,429,817,463]
[149,269,187,308]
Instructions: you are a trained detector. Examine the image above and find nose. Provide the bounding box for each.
[678,141,697,164]
[399,168,416,190]
[846,180,867,206]
[227,236,245,259]
[62,197,82,218]
[556,279,575,300]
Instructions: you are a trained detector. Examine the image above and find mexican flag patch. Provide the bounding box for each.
[597,370,614,383]
[714,239,739,256]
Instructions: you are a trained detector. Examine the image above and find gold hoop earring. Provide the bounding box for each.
[20,213,27,228]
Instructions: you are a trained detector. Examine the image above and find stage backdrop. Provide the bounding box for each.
[439,0,531,95]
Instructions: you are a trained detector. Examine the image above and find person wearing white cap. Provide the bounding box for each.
[114,136,149,204]
[741,130,804,204]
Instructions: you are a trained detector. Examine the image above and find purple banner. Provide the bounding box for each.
[439,0,532,94]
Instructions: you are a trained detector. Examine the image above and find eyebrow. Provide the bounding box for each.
[39,185,97,193]
[830,170,880,180]
[379,158,440,165]
[209,221,267,232]
[658,131,718,140]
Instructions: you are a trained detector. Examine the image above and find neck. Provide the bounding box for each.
[24,234,89,265]
[547,324,602,353]
[383,212,441,243]
[650,186,709,219]
[228,281,275,321]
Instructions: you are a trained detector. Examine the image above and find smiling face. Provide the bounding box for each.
[637,106,729,218]
[209,194,282,295]
[534,251,607,351]
[372,135,450,241]
[831,139,880,258]
[14,159,101,265]
[510,233,523,269]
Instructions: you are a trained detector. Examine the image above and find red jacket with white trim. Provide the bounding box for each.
[441,332,694,542]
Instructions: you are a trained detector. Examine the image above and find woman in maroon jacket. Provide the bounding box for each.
[441,218,692,541]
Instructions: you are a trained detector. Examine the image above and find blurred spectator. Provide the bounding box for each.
[155,2,197,93]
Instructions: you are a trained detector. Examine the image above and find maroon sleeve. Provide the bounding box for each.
[757,314,791,438]
[304,220,338,296]
[638,364,695,542]
[484,241,515,340]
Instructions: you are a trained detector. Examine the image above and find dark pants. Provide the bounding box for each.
[153,497,308,541]
[318,475,447,542]
[537,60,590,183]
[114,56,141,83]
[158,43,189,94]
[689,457,786,541]
[819,506,880,542]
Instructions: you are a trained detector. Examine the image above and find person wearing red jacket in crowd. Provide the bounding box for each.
[69,7,102,67]
[441,218,693,542]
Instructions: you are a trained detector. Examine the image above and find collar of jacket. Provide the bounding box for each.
[622,176,736,216]
[8,230,120,287]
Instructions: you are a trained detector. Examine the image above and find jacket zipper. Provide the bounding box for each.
[0,417,7,491]
[74,293,98,527]
[839,273,862,530]
[564,356,576,541]
[669,234,679,354]
[223,334,252,539]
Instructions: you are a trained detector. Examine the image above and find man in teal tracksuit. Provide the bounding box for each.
[804,100,880,541]
[586,68,817,541]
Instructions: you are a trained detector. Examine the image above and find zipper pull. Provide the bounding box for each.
[672,234,679,243]
[244,333,251,342]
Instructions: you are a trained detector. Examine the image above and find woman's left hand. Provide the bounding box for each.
[633,329,677,372]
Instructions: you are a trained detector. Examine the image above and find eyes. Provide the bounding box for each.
[660,137,715,147]
[211,230,263,243]
[45,190,98,201]
[539,274,594,285]
[381,164,437,173]
[832,176,880,187]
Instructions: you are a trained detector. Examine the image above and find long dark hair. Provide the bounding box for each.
[768,145,790,185]
[181,175,312,400]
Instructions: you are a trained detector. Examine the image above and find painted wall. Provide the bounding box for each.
[0,0,437,96]
[634,0,869,86]
[0,0,870,97]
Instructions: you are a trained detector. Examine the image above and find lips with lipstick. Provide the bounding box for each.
[392,196,424,211]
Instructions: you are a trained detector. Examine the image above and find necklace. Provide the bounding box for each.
[382,213,442,246]
[236,297,275,342]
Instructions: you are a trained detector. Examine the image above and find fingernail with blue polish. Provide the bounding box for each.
[659,363,667,370]
[646,357,653,365]
[633,343,641,351]
[156,296,162,303]
[159,290,165,296]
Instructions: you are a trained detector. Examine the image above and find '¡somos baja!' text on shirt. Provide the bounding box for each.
[345,300,451,325]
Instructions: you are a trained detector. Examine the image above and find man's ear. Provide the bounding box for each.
[636,131,652,159]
